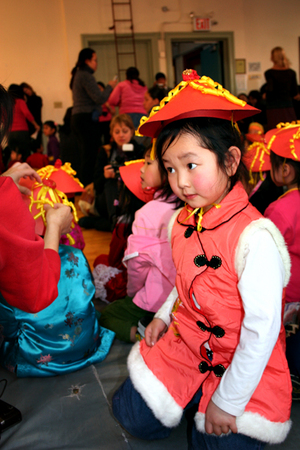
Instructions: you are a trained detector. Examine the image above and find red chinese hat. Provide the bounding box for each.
[119,160,155,203]
[21,178,78,240]
[37,160,85,196]
[245,122,265,143]
[265,122,300,161]
[137,70,259,138]
[243,141,271,184]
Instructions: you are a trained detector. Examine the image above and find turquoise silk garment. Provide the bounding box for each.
[0,245,115,377]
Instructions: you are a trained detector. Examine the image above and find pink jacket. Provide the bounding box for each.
[123,194,177,312]
[108,80,147,114]
[265,190,300,303]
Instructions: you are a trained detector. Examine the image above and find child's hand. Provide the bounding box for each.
[144,318,167,347]
[205,400,237,436]
[104,165,115,179]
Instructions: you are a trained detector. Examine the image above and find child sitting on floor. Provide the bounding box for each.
[98,149,181,342]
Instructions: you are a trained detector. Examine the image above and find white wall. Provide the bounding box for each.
[1,0,299,124]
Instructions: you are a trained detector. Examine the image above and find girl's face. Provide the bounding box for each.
[43,124,55,137]
[162,133,237,212]
[140,152,162,189]
[112,123,133,148]
[143,92,159,114]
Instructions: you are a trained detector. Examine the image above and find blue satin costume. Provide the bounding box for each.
[0,245,115,377]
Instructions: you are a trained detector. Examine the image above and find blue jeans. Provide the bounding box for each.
[112,377,266,449]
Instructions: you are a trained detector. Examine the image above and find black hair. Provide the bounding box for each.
[155,72,166,81]
[70,48,96,89]
[148,86,168,103]
[117,184,145,236]
[126,67,145,87]
[248,90,261,101]
[155,117,246,191]
[8,84,24,100]
[44,120,57,133]
[97,81,105,89]
[143,147,183,208]
[270,151,300,189]
[0,84,13,143]
[20,82,36,96]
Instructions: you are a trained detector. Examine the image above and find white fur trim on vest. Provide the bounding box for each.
[235,218,291,287]
[167,208,182,243]
[154,286,178,327]
[128,341,183,427]
[194,410,292,444]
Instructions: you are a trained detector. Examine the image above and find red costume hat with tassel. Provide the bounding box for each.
[137,70,259,139]
[265,121,300,161]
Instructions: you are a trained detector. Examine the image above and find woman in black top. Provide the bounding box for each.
[264,47,299,130]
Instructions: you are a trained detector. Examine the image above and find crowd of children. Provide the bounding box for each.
[1,61,300,449]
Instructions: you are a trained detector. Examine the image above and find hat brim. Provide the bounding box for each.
[119,161,154,203]
[265,126,300,161]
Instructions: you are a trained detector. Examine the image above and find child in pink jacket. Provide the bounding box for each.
[98,149,181,342]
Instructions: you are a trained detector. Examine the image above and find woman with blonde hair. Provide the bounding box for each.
[264,46,299,129]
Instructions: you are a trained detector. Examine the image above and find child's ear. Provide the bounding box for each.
[226,146,241,177]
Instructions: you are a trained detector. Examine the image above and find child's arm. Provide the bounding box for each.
[144,286,178,346]
[211,227,286,420]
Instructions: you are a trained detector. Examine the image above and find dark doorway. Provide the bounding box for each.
[172,41,224,86]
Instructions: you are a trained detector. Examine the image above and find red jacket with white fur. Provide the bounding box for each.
[127,182,292,444]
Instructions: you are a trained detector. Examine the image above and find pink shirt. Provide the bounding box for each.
[11,98,35,131]
[265,189,300,302]
[108,80,147,114]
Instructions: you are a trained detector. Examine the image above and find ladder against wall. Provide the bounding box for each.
[110,0,137,80]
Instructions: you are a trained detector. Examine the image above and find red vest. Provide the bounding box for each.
[130,183,291,444]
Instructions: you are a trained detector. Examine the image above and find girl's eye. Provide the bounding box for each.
[166,167,175,174]
[188,163,197,170]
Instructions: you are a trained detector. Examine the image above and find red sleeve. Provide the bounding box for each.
[0,177,61,313]
[19,99,35,123]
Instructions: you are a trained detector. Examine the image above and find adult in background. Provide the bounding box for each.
[264,47,299,130]
[8,84,40,162]
[108,67,147,129]
[20,82,43,149]
[70,48,117,186]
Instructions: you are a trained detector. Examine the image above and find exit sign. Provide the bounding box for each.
[193,17,211,31]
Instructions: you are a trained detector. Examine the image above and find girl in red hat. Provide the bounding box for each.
[98,149,181,343]
[264,122,300,399]
[112,71,292,449]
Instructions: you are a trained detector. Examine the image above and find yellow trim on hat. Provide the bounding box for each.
[247,142,270,184]
[124,159,144,166]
